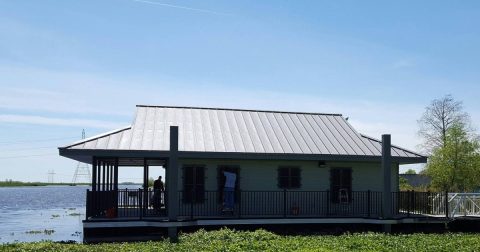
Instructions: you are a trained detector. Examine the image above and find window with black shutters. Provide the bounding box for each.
[330,168,352,203]
[183,165,205,203]
[277,167,301,189]
[217,165,240,203]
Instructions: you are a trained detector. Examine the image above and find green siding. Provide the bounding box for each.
[177,159,399,192]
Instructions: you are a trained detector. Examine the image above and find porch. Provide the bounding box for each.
[85,189,451,221]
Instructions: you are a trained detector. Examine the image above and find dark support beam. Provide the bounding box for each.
[109,163,113,190]
[110,164,114,190]
[167,126,179,223]
[106,162,110,191]
[108,163,110,190]
[143,158,148,189]
[114,158,119,190]
[92,157,97,191]
[102,161,106,191]
[168,227,178,242]
[97,159,101,191]
[111,164,114,190]
[382,134,392,219]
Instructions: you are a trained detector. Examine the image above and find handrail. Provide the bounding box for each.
[86,189,480,220]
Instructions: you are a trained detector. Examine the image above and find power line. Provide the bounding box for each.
[0,146,58,152]
[0,153,57,160]
[72,129,91,185]
[0,136,78,146]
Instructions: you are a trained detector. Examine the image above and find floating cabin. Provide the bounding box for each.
[59,105,451,242]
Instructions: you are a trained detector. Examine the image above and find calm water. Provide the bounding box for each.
[0,185,140,244]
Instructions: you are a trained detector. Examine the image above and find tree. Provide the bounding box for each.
[399,177,413,191]
[425,124,480,192]
[418,95,471,154]
[404,169,416,174]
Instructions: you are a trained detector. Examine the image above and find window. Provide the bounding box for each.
[277,167,301,189]
[217,165,240,203]
[183,165,205,203]
[330,168,352,203]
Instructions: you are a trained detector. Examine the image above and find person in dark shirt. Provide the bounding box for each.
[152,176,164,210]
[153,176,164,192]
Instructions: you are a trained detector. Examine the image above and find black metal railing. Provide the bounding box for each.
[178,190,383,220]
[86,189,167,219]
[86,189,449,220]
[392,191,447,217]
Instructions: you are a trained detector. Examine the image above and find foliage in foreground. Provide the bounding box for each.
[2,228,480,252]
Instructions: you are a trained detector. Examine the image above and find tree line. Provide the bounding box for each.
[417,95,480,192]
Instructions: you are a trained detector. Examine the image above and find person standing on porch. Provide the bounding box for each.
[153,176,164,192]
[152,176,164,210]
[223,171,236,211]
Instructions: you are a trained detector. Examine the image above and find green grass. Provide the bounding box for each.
[3,229,480,252]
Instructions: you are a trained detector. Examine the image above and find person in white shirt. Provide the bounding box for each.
[223,171,236,211]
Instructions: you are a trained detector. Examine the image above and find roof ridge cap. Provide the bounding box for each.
[135,105,343,116]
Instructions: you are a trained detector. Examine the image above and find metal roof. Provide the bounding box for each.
[61,105,426,161]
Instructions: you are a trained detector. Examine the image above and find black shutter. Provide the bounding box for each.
[183,165,205,204]
[217,166,225,203]
[290,168,301,189]
[183,166,194,203]
[342,169,352,202]
[278,167,289,189]
[195,166,205,203]
[330,169,341,203]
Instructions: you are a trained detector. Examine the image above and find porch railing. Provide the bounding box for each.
[86,189,167,219]
[178,190,383,219]
[86,190,453,220]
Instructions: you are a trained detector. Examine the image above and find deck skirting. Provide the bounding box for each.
[83,216,449,229]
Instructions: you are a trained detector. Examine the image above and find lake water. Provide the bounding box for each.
[0,185,140,244]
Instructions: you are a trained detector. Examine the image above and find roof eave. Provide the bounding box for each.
[59,148,427,164]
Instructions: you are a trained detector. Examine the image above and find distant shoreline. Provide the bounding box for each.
[0,181,141,187]
[0,181,90,187]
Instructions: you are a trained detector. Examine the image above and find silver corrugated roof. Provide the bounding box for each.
[61,105,425,159]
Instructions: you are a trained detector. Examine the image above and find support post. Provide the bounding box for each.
[168,227,178,243]
[367,190,371,218]
[106,163,110,191]
[326,190,330,216]
[143,158,149,216]
[114,158,119,191]
[96,159,101,191]
[102,161,106,191]
[167,126,179,222]
[445,191,449,218]
[92,157,97,191]
[190,188,194,220]
[238,189,242,218]
[382,134,392,219]
[383,224,392,233]
[114,158,119,217]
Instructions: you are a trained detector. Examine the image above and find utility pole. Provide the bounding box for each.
[48,170,56,183]
[71,129,92,185]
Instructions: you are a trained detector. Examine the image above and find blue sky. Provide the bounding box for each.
[0,0,479,182]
